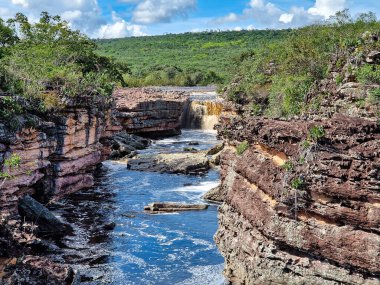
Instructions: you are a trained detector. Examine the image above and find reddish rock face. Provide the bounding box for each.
[215,98,380,282]
[114,88,188,138]
[0,107,118,214]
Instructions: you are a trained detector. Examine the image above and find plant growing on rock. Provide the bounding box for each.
[236,141,249,155]
[0,153,21,188]
[290,177,304,190]
[281,161,294,171]
[308,125,326,142]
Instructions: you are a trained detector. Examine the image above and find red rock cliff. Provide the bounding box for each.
[215,52,380,283]
[0,103,120,214]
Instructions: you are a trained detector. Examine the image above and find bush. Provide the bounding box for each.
[1,12,126,111]
[291,177,303,189]
[308,125,326,142]
[236,141,250,155]
[356,64,380,84]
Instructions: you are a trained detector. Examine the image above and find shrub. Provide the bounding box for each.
[291,177,303,189]
[0,153,21,186]
[308,125,325,142]
[1,12,126,111]
[236,141,250,155]
[356,64,380,84]
[335,74,344,85]
[369,87,380,102]
[281,161,294,171]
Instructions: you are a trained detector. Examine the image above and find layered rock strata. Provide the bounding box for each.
[114,88,188,138]
[0,106,120,215]
[215,51,380,283]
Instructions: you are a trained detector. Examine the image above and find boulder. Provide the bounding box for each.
[18,195,72,236]
[207,143,224,155]
[144,202,208,212]
[126,152,210,175]
[202,185,225,203]
[366,50,380,63]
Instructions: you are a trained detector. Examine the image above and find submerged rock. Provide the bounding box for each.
[126,152,210,175]
[18,195,72,237]
[144,202,208,212]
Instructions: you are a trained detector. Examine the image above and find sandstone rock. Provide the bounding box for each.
[144,202,208,212]
[366,50,380,63]
[126,152,210,175]
[18,195,72,236]
[215,96,380,283]
[1,255,79,285]
[206,143,224,155]
[202,185,225,203]
[114,88,188,138]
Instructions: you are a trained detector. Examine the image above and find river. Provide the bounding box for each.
[50,130,225,285]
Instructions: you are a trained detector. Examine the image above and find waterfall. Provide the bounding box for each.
[181,98,223,130]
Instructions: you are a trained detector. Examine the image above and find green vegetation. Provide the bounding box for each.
[290,177,304,190]
[223,10,380,117]
[308,125,326,142]
[356,65,380,84]
[236,141,250,155]
[96,29,291,87]
[0,12,126,115]
[281,161,294,172]
[0,153,21,187]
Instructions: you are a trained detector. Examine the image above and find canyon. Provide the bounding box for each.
[1,74,379,284]
[0,87,224,284]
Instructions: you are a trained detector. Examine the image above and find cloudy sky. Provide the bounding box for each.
[0,0,379,38]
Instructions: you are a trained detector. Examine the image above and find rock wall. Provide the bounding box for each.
[0,106,120,215]
[215,52,380,283]
[114,88,188,138]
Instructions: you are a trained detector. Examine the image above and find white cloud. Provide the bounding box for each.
[11,0,28,8]
[279,13,294,23]
[132,0,196,24]
[97,12,146,38]
[0,0,149,38]
[308,0,346,18]
[213,0,333,29]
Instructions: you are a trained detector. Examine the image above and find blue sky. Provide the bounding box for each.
[0,0,379,38]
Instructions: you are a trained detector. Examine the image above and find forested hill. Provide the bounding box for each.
[95,29,291,87]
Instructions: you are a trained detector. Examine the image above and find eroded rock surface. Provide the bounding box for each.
[126,151,210,175]
[114,88,188,138]
[215,49,380,284]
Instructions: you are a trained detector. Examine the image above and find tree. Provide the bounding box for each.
[2,12,127,110]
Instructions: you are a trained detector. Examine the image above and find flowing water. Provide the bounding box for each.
[50,130,225,285]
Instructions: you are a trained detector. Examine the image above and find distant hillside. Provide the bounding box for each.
[95,30,291,87]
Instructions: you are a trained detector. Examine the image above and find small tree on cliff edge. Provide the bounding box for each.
[0,153,21,188]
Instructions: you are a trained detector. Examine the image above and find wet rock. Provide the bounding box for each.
[2,255,79,285]
[18,195,72,237]
[207,143,224,155]
[183,147,197,152]
[188,141,200,146]
[126,152,210,175]
[103,222,116,231]
[144,202,208,212]
[105,132,150,160]
[202,185,225,203]
[88,255,109,266]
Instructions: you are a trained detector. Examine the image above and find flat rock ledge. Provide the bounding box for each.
[126,151,210,175]
[144,202,208,212]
